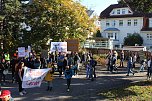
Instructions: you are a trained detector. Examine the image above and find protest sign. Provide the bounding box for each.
[18,47,25,57]
[50,42,67,52]
[22,68,50,88]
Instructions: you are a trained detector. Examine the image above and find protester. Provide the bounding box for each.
[126,55,134,76]
[33,56,41,69]
[119,50,124,67]
[0,90,14,101]
[57,52,64,77]
[147,57,152,80]
[45,61,55,91]
[86,61,90,79]
[15,62,27,96]
[139,59,146,72]
[10,57,17,83]
[64,66,73,92]
[0,59,7,85]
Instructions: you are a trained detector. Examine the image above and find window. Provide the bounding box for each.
[128,10,131,13]
[108,33,113,39]
[112,20,116,26]
[108,33,117,40]
[119,20,123,26]
[112,10,115,14]
[127,20,131,26]
[122,9,125,14]
[149,18,152,27]
[147,34,152,40]
[134,19,138,26]
[106,21,110,27]
[117,9,120,14]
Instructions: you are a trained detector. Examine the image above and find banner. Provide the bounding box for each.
[22,68,50,88]
[50,42,67,52]
[18,47,25,57]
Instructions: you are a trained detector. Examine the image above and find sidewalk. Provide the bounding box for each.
[1,64,148,101]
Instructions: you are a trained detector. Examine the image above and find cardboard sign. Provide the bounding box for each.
[66,39,79,52]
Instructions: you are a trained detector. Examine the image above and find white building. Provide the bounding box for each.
[99,3,152,50]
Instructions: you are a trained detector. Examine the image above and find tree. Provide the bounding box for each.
[124,33,143,46]
[20,0,95,49]
[1,0,96,51]
[120,0,152,13]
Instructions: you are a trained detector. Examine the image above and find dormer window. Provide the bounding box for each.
[112,11,115,14]
[117,9,120,14]
[122,9,125,14]
[128,10,131,13]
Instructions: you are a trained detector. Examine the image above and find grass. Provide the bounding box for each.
[99,81,152,101]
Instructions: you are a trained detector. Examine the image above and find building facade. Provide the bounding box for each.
[99,3,152,50]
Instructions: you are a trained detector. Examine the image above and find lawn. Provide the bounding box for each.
[99,81,152,101]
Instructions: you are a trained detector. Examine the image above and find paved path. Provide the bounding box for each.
[1,65,148,101]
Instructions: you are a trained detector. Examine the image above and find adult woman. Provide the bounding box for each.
[15,62,27,96]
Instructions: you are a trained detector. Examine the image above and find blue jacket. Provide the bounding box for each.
[64,69,72,79]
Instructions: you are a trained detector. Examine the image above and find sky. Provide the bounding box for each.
[79,0,118,15]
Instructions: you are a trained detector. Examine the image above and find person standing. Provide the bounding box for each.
[120,50,124,67]
[132,53,137,69]
[15,62,27,96]
[45,61,54,91]
[64,66,73,92]
[57,53,64,77]
[147,57,152,80]
[33,56,41,69]
[10,56,17,83]
[126,55,134,76]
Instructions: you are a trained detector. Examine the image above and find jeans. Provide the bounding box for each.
[67,78,71,89]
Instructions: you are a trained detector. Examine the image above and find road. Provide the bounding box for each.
[1,64,147,101]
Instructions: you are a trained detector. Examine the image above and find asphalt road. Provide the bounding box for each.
[1,64,148,101]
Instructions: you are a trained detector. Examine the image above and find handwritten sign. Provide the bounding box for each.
[50,42,67,52]
[18,47,25,57]
[22,68,50,88]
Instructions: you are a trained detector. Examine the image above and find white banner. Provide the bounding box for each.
[50,42,67,52]
[22,68,50,88]
[18,47,25,57]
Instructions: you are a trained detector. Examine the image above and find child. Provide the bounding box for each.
[0,90,14,101]
[64,66,73,92]
[44,61,55,91]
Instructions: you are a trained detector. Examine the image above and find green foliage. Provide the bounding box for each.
[120,0,152,13]
[124,33,143,46]
[96,30,102,37]
[1,0,96,51]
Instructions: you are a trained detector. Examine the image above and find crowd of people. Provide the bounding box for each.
[105,50,152,79]
[0,49,152,99]
[0,50,97,98]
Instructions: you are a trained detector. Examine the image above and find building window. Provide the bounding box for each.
[122,9,125,14]
[127,20,131,26]
[147,34,152,40]
[128,10,131,13]
[106,21,110,27]
[112,10,115,14]
[117,9,120,14]
[119,20,123,26]
[108,33,117,40]
[149,18,152,27]
[112,20,116,26]
[108,33,113,39]
[134,19,138,26]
